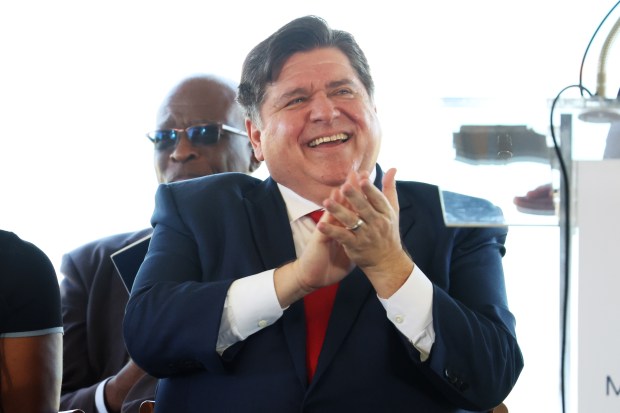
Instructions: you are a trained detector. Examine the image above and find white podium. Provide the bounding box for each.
[570,159,620,412]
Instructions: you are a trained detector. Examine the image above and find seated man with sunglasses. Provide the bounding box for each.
[59,74,260,413]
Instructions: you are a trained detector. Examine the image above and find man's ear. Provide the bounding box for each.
[246,118,264,161]
[248,142,262,173]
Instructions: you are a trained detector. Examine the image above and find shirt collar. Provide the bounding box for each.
[277,184,322,223]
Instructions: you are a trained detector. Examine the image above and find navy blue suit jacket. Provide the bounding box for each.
[124,167,523,412]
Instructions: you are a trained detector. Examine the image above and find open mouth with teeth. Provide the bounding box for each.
[308,133,350,147]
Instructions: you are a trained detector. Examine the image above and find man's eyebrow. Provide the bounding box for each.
[273,78,357,104]
[327,78,356,89]
[157,119,217,129]
[276,87,308,103]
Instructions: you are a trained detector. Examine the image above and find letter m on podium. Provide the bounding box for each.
[607,376,620,396]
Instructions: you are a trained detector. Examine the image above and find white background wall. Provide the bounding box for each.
[1,1,619,411]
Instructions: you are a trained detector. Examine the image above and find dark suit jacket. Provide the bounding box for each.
[60,228,157,413]
[124,167,523,412]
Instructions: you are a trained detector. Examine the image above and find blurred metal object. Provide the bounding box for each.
[453,125,549,165]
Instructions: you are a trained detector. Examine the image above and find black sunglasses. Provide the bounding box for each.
[146,123,248,150]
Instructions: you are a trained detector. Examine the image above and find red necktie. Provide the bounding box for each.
[304,210,339,382]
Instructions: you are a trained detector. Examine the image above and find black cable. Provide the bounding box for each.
[548,84,590,413]
[553,2,619,411]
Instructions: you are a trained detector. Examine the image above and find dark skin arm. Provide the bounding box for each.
[103,360,148,412]
[0,334,62,413]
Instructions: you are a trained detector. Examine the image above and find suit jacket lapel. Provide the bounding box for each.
[310,268,372,386]
[243,178,308,387]
[375,165,417,239]
[375,164,416,237]
[243,177,296,270]
[397,185,415,239]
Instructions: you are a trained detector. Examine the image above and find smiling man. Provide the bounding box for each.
[124,16,523,413]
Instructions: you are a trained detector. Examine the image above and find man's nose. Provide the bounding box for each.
[170,133,198,162]
[309,93,339,122]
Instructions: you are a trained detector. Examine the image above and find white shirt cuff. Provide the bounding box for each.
[95,377,112,413]
[217,270,283,353]
[378,265,435,361]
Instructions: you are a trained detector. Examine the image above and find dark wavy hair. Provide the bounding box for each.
[237,15,374,124]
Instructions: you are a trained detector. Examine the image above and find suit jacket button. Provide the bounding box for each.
[444,368,458,384]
